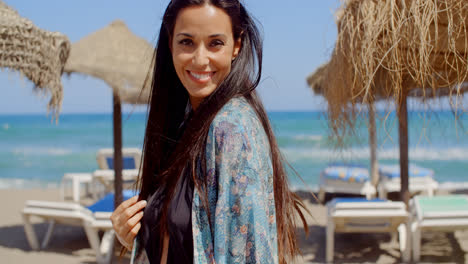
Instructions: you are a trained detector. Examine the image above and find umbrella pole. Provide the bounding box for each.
[398,93,410,207]
[113,92,123,208]
[368,102,379,187]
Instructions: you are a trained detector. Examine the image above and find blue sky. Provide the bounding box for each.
[1,0,342,114]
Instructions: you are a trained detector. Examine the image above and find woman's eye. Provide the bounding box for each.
[178,39,193,46]
[210,39,225,47]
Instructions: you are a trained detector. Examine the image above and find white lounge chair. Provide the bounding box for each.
[378,164,439,199]
[93,148,141,194]
[96,148,142,170]
[326,198,410,263]
[410,195,468,262]
[93,168,140,194]
[318,164,377,202]
[22,190,137,264]
[59,172,95,203]
[60,148,142,202]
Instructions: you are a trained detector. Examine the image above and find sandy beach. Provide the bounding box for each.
[1,188,468,263]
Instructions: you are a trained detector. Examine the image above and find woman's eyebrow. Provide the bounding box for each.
[208,34,227,38]
[176,33,193,38]
[175,33,227,39]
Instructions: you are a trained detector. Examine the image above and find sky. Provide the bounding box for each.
[0,0,342,114]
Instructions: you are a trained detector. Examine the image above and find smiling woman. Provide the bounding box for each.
[110,1,309,264]
[171,4,241,110]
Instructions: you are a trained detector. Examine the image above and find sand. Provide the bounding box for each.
[1,188,467,263]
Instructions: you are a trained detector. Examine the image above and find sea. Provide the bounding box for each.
[0,111,467,191]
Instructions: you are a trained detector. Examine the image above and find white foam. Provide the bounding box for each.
[12,147,72,156]
[292,134,323,141]
[2,123,9,130]
[281,146,468,162]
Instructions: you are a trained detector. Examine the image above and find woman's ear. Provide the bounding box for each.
[232,34,242,59]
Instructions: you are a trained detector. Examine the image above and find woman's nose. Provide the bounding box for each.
[192,45,209,66]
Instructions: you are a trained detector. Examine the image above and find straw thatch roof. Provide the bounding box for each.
[64,20,153,104]
[306,63,328,95]
[0,1,70,118]
[319,0,468,135]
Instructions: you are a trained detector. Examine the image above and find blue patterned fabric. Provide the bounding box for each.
[322,164,369,183]
[132,97,278,264]
[379,164,434,179]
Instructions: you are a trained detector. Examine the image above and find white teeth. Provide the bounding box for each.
[189,71,212,80]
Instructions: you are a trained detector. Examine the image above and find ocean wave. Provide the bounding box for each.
[12,147,72,156]
[2,123,9,130]
[281,147,468,162]
[0,178,59,189]
[292,134,323,141]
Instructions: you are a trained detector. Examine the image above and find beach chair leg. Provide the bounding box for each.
[72,176,81,202]
[83,224,102,259]
[318,188,325,203]
[99,230,115,264]
[366,192,371,199]
[428,187,434,197]
[378,186,387,199]
[22,213,40,250]
[41,220,56,249]
[326,221,334,263]
[398,223,411,263]
[412,223,421,262]
[84,222,114,264]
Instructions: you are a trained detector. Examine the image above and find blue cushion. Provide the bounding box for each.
[87,189,139,213]
[322,164,370,183]
[379,164,434,179]
[106,157,136,170]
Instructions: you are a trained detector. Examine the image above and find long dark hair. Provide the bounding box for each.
[137,0,308,262]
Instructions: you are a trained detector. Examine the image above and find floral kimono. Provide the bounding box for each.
[132,97,278,264]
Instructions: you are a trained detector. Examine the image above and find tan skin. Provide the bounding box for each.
[111,4,241,262]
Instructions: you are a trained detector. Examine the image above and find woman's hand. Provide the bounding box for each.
[110,195,147,250]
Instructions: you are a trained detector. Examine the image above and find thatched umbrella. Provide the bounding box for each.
[64,20,153,207]
[317,0,468,206]
[307,64,380,187]
[0,1,70,118]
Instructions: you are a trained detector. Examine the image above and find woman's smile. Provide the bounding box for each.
[186,70,215,83]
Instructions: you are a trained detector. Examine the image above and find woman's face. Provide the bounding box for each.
[171,4,241,110]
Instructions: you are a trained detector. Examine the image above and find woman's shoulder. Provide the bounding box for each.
[208,97,270,155]
[210,97,260,133]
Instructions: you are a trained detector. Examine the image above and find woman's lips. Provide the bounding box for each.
[187,70,215,83]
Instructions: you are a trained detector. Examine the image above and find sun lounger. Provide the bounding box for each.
[378,164,439,199]
[326,198,410,263]
[59,172,95,203]
[96,148,141,170]
[318,164,376,202]
[410,195,468,262]
[60,148,142,202]
[93,148,141,195]
[22,190,137,264]
[93,169,139,194]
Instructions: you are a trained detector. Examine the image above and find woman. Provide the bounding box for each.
[110,0,308,263]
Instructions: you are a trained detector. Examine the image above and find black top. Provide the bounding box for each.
[139,104,194,264]
[139,167,194,264]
